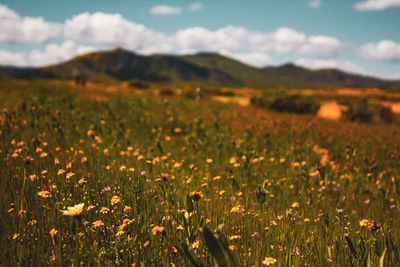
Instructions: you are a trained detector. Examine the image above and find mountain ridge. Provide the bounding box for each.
[1,48,399,89]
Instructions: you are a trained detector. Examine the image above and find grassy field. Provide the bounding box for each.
[1,80,400,266]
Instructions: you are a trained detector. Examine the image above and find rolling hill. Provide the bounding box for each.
[1,48,399,89]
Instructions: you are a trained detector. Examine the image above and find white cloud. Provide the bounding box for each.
[188,3,203,11]
[355,0,400,10]
[150,5,182,15]
[64,12,173,54]
[0,4,61,43]
[0,50,27,66]
[308,0,322,8]
[175,26,341,58]
[220,51,273,67]
[360,40,400,61]
[300,36,341,58]
[295,58,368,74]
[28,40,95,67]
[0,41,96,67]
[390,73,400,79]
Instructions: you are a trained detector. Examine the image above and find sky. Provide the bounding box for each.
[0,0,400,79]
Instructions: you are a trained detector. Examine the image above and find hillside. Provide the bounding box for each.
[0,48,400,89]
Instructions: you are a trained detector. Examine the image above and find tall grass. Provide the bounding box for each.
[1,87,399,266]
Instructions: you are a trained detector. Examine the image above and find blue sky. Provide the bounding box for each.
[0,0,400,79]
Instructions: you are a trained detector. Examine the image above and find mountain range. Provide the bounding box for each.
[1,48,399,89]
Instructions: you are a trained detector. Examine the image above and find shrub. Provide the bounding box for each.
[251,92,320,114]
[159,88,174,96]
[129,80,150,89]
[343,98,395,123]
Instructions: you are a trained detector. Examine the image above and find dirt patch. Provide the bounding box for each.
[317,101,345,120]
[212,96,251,106]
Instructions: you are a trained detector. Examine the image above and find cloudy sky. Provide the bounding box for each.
[1,0,400,79]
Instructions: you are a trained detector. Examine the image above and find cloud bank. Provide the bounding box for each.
[0,4,398,78]
[0,4,61,43]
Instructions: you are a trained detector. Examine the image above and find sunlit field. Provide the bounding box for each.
[1,81,400,266]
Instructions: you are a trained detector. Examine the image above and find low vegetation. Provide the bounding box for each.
[251,92,321,114]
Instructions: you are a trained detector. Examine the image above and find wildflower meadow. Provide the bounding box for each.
[1,85,399,266]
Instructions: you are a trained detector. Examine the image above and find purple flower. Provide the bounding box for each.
[100,186,111,194]
[140,171,146,176]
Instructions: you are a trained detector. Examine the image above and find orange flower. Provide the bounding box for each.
[93,220,104,227]
[50,228,58,238]
[360,219,379,231]
[262,257,277,265]
[61,203,84,216]
[66,172,75,179]
[152,226,165,235]
[124,206,132,213]
[78,178,86,185]
[38,190,51,198]
[191,191,204,201]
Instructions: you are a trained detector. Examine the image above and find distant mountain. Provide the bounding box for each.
[1,48,399,89]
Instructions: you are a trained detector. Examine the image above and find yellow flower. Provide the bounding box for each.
[116,230,125,236]
[360,219,379,231]
[262,257,277,265]
[192,240,200,249]
[93,220,104,228]
[111,195,120,205]
[176,225,185,231]
[229,235,242,240]
[37,190,51,198]
[291,202,300,208]
[100,207,110,214]
[61,203,84,216]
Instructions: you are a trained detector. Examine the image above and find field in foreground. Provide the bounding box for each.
[1,83,400,266]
